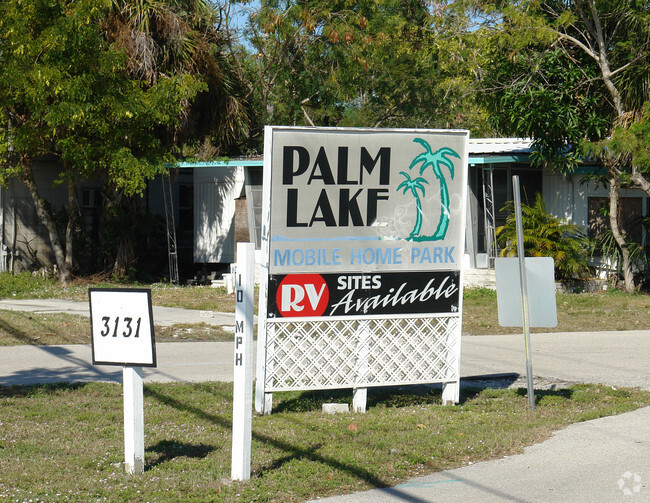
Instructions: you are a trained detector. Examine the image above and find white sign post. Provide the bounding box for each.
[231,243,255,481]
[89,288,156,474]
[123,366,145,473]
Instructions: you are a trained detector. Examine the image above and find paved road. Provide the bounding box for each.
[1,299,649,502]
[462,330,650,391]
[0,341,236,385]
[2,326,647,391]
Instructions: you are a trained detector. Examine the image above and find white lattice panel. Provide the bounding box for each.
[263,316,460,392]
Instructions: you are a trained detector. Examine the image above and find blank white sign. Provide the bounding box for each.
[495,257,558,328]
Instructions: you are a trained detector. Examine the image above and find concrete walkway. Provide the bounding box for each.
[0,299,649,502]
[308,406,650,503]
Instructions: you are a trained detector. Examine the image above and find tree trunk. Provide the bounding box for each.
[113,236,134,278]
[64,159,79,276]
[20,155,72,283]
[110,195,137,278]
[607,173,634,293]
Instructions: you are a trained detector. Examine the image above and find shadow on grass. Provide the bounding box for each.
[144,387,393,491]
[272,385,445,413]
[515,387,575,405]
[0,317,36,345]
[0,312,86,345]
[144,385,540,502]
[0,381,89,398]
[266,375,534,412]
[147,440,215,469]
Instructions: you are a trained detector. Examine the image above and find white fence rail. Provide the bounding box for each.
[262,315,460,392]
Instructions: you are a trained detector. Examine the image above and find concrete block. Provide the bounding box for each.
[322,403,349,414]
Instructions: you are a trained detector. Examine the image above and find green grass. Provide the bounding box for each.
[0,271,237,312]
[462,287,650,334]
[0,273,648,345]
[0,311,235,346]
[0,382,648,502]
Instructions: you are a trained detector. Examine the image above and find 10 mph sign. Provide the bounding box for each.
[89,288,156,367]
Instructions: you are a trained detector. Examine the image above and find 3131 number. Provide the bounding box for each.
[100,316,142,338]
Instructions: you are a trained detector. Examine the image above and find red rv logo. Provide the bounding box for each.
[276,274,329,317]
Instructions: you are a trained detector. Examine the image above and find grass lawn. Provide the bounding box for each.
[1,381,649,502]
[0,272,648,345]
[462,287,650,334]
[0,311,235,346]
[1,274,649,500]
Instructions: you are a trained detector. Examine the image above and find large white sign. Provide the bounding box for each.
[256,127,469,413]
[268,127,469,275]
[89,288,156,367]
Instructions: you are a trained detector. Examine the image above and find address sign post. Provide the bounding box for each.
[255,127,469,414]
[89,288,156,474]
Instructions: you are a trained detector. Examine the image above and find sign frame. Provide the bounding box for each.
[255,126,469,413]
[89,288,157,367]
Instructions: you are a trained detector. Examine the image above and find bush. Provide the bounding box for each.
[496,193,591,281]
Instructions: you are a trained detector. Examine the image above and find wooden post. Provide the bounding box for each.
[353,320,369,413]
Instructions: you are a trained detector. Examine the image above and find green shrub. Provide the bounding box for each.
[496,193,591,281]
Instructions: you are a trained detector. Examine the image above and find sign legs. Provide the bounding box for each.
[442,382,459,405]
[352,388,367,413]
[123,366,145,474]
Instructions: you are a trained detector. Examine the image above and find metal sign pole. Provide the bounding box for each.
[512,176,535,411]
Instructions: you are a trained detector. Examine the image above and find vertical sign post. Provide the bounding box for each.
[89,288,156,474]
[231,243,255,481]
[512,176,535,411]
[123,366,145,473]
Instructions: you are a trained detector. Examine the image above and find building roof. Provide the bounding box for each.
[469,138,532,155]
[176,138,534,169]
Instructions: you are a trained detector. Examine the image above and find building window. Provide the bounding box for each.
[588,197,644,244]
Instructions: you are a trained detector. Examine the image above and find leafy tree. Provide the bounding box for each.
[239,0,491,149]
[0,0,249,281]
[100,0,250,276]
[496,194,591,281]
[0,0,200,281]
[106,0,250,153]
[476,0,650,291]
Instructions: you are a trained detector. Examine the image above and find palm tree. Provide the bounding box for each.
[397,172,429,238]
[496,193,591,280]
[408,138,460,241]
[102,0,250,277]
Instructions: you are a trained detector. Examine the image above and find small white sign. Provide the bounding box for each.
[89,288,156,367]
[495,257,558,327]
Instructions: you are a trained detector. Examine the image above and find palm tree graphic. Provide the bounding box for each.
[403,138,460,241]
[397,172,429,238]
